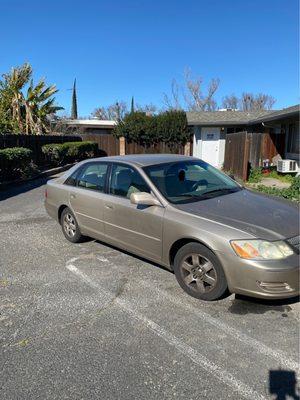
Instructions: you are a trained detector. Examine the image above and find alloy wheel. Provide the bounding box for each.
[180,253,217,293]
[63,213,76,237]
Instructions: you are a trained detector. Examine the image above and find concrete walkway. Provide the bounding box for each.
[259,177,291,189]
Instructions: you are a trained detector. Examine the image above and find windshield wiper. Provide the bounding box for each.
[200,187,240,197]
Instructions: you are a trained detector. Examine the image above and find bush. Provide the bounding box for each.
[0,147,33,181]
[42,141,98,166]
[248,167,262,183]
[114,110,190,147]
[255,176,300,202]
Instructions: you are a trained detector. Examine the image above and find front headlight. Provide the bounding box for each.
[230,239,294,260]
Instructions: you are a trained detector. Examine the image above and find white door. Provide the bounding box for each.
[201,128,220,167]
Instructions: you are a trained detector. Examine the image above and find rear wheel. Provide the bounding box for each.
[61,207,84,243]
[173,242,228,301]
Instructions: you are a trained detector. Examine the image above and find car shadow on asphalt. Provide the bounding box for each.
[93,239,299,314]
[229,294,299,315]
[0,175,55,201]
[94,239,173,274]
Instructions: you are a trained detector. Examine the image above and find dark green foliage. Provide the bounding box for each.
[71,79,78,119]
[0,147,33,181]
[255,176,300,202]
[42,141,98,166]
[248,167,262,183]
[114,110,190,147]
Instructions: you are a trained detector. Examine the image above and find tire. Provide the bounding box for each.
[60,207,84,243]
[173,242,228,301]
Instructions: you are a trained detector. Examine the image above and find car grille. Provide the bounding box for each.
[286,235,300,252]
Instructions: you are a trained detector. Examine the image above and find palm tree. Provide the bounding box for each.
[1,62,63,134]
[25,79,63,134]
[4,63,32,132]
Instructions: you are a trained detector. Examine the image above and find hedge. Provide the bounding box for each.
[42,141,98,166]
[0,147,33,181]
[114,110,191,146]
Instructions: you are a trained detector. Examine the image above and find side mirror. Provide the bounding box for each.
[130,192,162,207]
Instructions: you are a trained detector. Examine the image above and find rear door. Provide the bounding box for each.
[67,162,109,237]
[103,163,165,262]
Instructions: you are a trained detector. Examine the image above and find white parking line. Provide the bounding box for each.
[66,261,267,400]
[140,281,299,371]
[89,253,299,371]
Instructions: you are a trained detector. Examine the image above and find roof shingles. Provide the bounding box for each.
[186,105,299,126]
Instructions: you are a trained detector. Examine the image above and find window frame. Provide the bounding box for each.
[107,162,151,200]
[143,160,241,204]
[64,161,110,193]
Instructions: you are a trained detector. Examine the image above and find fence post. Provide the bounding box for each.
[242,133,250,181]
[119,136,125,156]
[184,141,191,156]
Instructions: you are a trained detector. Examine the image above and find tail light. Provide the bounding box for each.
[45,188,48,199]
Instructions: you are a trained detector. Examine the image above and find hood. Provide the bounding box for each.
[175,189,299,241]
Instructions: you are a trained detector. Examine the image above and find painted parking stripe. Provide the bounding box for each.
[140,281,299,371]
[66,262,267,400]
[92,253,299,371]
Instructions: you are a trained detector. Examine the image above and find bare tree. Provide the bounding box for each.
[92,101,128,121]
[222,94,239,110]
[136,103,157,115]
[92,107,108,120]
[183,68,220,111]
[241,92,276,111]
[163,79,182,110]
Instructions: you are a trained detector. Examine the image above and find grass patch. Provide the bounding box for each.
[252,176,300,202]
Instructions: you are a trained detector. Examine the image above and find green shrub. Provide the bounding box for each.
[114,110,190,147]
[267,169,295,183]
[42,141,98,166]
[66,141,98,161]
[0,147,33,181]
[248,167,262,183]
[42,143,69,166]
[255,176,300,202]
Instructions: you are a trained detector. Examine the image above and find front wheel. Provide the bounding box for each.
[173,243,228,301]
[61,207,84,243]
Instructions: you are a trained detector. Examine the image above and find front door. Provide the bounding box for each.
[103,163,165,262]
[201,127,220,167]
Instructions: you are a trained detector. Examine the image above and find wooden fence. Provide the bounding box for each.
[80,133,193,157]
[80,134,119,156]
[0,132,193,166]
[0,134,81,165]
[224,131,286,180]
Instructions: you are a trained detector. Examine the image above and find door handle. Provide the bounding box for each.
[70,194,76,199]
[105,204,114,210]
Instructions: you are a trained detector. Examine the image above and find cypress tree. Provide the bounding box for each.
[71,79,78,119]
[130,96,135,113]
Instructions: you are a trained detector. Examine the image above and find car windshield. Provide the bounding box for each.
[143,160,242,204]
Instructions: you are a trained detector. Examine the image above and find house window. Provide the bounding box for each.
[287,123,300,154]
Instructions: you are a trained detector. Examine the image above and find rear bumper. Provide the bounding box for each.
[216,251,299,299]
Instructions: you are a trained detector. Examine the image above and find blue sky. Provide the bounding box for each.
[0,0,299,116]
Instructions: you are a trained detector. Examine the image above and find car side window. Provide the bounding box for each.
[64,168,81,186]
[77,163,108,192]
[109,164,150,199]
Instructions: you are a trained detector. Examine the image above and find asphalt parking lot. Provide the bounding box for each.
[0,175,299,400]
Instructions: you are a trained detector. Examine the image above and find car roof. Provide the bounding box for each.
[82,154,198,167]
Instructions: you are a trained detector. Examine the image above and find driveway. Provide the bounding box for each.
[0,176,299,400]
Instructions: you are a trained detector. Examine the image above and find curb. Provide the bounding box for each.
[0,163,75,191]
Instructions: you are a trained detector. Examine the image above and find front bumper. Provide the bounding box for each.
[216,251,299,299]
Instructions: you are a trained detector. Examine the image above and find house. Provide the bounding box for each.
[187,105,299,168]
[58,119,117,135]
